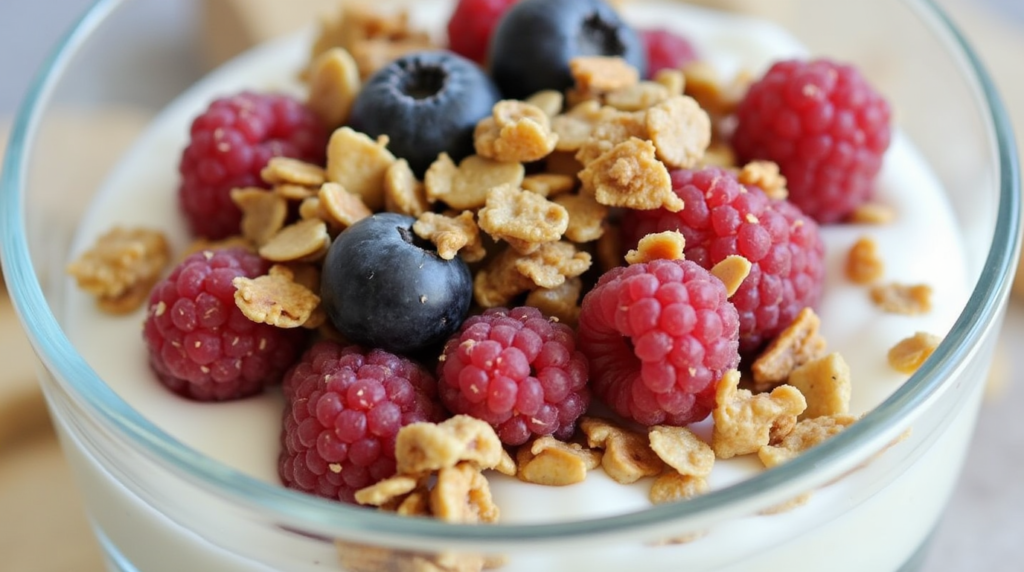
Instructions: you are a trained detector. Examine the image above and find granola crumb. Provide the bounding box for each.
[645,95,711,169]
[850,201,896,224]
[846,236,885,284]
[787,353,851,420]
[413,211,486,262]
[232,265,321,328]
[758,414,858,468]
[383,158,429,217]
[569,56,640,93]
[737,160,788,200]
[580,417,664,484]
[66,227,170,314]
[474,100,559,163]
[625,230,686,264]
[888,332,942,374]
[648,425,714,477]
[712,370,807,459]
[425,153,525,211]
[554,192,608,243]
[870,283,933,315]
[477,184,570,253]
[579,138,682,212]
[325,127,396,211]
[751,307,828,386]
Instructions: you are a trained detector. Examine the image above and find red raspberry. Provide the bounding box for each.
[179,92,328,239]
[279,341,444,503]
[142,248,307,401]
[640,28,698,78]
[577,259,740,427]
[438,306,589,446]
[621,167,825,354]
[446,0,519,65]
[732,59,891,223]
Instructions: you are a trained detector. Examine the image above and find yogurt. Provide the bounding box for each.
[58,1,974,570]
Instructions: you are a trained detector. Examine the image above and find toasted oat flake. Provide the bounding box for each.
[604,81,672,112]
[550,101,618,153]
[67,226,170,314]
[425,153,525,210]
[553,192,608,243]
[383,158,429,217]
[649,473,709,505]
[579,138,682,212]
[413,211,486,262]
[625,230,686,264]
[580,417,664,484]
[846,236,885,284]
[712,370,807,459]
[787,353,851,420]
[477,184,569,253]
[524,277,583,326]
[649,425,715,477]
[569,56,640,93]
[516,437,595,487]
[354,474,421,507]
[261,157,327,188]
[326,127,396,211]
[888,332,942,374]
[522,173,576,198]
[575,109,649,166]
[758,415,858,468]
[274,183,318,201]
[525,90,565,117]
[738,160,788,200]
[430,462,499,524]
[645,95,711,169]
[318,182,373,230]
[474,100,559,163]
[513,241,592,289]
[298,196,324,222]
[232,265,321,328]
[850,201,896,224]
[751,307,828,386]
[258,219,331,263]
[710,255,752,297]
[306,47,361,129]
[394,415,504,475]
[870,283,933,315]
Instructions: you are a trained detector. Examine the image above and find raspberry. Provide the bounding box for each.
[621,167,826,354]
[446,0,519,65]
[640,28,697,78]
[142,248,307,401]
[437,306,589,446]
[278,341,444,503]
[179,92,328,239]
[731,59,891,223]
[577,259,740,427]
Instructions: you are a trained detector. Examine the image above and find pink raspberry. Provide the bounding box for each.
[622,167,826,354]
[142,248,307,401]
[446,0,519,65]
[279,341,444,504]
[640,28,698,78]
[577,259,740,427]
[732,59,891,223]
[438,306,589,446]
[179,92,328,239]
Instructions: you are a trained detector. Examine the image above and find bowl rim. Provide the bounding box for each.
[0,0,1020,549]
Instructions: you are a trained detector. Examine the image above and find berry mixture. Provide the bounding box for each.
[142,248,307,401]
[438,306,589,446]
[621,167,826,354]
[179,92,328,239]
[732,59,892,223]
[279,342,444,503]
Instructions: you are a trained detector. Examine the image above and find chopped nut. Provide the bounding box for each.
[430,462,499,524]
[474,100,558,163]
[710,255,752,297]
[870,283,933,315]
[425,154,525,210]
[524,277,583,326]
[67,227,170,314]
[395,415,504,475]
[625,230,686,264]
[604,81,672,111]
[737,161,787,200]
[522,173,576,198]
[258,219,331,263]
[525,90,564,117]
[569,56,640,93]
[232,265,321,328]
[326,127,396,211]
[261,157,327,188]
[649,473,709,505]
[413,211,486,262]
[758,415,858,468]
[319,182,373,230]
[850,202,896,224]
[712,370,807,459]
[553,192,608,243]
[477,184,569,253]
[513,241,592,289]
[645,95,711,169]
[846,236,885,284]
[888,332,942,374]
[516,436,600,486]
[648,425,714,477]
[751,307,828,386]
[579,138,682,211]
[354,475,421,507]
[580,417,664,484]
[307,47,361,128]
[383,158,429,217]
[787,353,851,420]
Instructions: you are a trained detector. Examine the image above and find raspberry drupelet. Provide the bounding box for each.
[179,91,328,239]
[438,306,589,446]
[731,59,891,223]
[279,341,445,504]
[577,259,740,427]
[142,248,307,401]
[622,167,826,355]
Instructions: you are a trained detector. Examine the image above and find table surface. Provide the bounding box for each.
[1,0,1022,571]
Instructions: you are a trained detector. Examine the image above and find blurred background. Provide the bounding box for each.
[0,0,1022,570]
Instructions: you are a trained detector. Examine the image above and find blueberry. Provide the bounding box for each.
[321,213,473,355]
[489,0,647,100]
[348,51,501,176]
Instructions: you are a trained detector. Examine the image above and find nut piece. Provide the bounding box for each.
[477,184,569,254]
[474,100,559,163]
[569,56,640,93]
[758,415,858,468]
[383,158,429,217]
[751,307,827,386]
[737,161,788,201]
[318,182,373,230]
[522,173,576,198]
[648,425,714,477]
[261,157,327,187]
[888,332,942,374]
[849,202,895,224]
[232,188,289,247]
[326,127,396,211]
[232,265,321,328]
[846,236,884,284]
[516,436,600,486]
[413,211,486,262]
[787,353,851,420]
[625,231,686,264]
[645,95,711,169]
[425,153,525,210]
[870,283,933,315]
[394,415,504,475]
[525,276,583,326]
[712,370,807,459]
[710,255,752,298]
[554,193,608,243]
[430,462,500,524]
[580,417,664,484]
[306,47,361,129]
[66,226,170,314]
[649,473,709,505]
[258,219,331,263]
[579,138,682,212]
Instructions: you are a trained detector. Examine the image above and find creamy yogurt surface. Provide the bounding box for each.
[63,0,970,528]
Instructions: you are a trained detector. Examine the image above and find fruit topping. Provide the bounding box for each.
[446,0,520,65]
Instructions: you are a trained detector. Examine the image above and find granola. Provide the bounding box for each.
[66,227,170,314]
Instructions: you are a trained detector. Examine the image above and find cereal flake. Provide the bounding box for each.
[850,202,896,224]
[319,182,373,230]
[751,307,827,386]
[870,283,933,315]
[524,277,583,326]
[579,138,682,212]
[569,56,640,93]
[477,184,569,253]
[383,158,429,217]
[787,353,851,420]
[522,173,576,198]
[413,211,486,262]
[474,100,558,163]
[580,417,664,484]
[513,241,592,289]
[258,219,331,263]
[645,95,711,169]
[649,473,709,505]
[326,127,396,211]
[430,462,499,524]
[425,153,525,211]
[758,415,858,468]
[394,415,504,476]
[516,436,600,487]
[553,192,608,243]
[525,90,564,118]
[261,157,327,188]
[846,236,885,284]
[888,332,942,374]
[232,265,321,328]
[710,255,752,297]
[306,47,361,129]
[67,227,170,314]
[712,370,807,459]
[648,425,714,477]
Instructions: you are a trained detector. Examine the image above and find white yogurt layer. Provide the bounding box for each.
[60,0,971,569]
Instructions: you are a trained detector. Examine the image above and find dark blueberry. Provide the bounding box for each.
[321,213,473,355]
[348,51,501,176]
[488,0,647,100]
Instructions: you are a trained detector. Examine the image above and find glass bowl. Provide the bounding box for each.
[0,0,1018,571]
